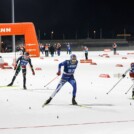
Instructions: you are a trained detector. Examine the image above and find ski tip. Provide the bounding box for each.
[42,103,45,107]
[0,85,18,88]
[75,104,92,108]
[42,103,47,108]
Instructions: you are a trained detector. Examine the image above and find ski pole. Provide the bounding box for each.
[106,77,123,94]
[125,84,134,94]
[44,76,59,87]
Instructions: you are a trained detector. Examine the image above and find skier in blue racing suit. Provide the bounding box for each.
[43,54,78,105]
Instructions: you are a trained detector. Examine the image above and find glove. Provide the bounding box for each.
[32,69,35,75]
[122,74,126,78]
[14,64,17,70]
[57,71,61,76]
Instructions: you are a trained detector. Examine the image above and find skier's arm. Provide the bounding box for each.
[29,58,35,75]
[57,61,66,76]
[14,56,21,70]
[16,56,21,64]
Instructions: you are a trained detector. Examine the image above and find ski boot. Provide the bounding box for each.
[7,76,16,86]
[7,82,13,86]
[72,96,78,105]
[23,85,27,90]
[42,97,52,107]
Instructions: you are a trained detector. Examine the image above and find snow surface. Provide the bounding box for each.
[0,50,134,134]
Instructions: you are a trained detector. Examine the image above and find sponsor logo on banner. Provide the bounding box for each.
[0,28,11,32]
[30,54,37,56]
[27,49,36,52]
[26,44,36,46]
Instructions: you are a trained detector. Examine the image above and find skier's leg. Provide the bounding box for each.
[7,66,21,86]
[44,79,67,105]
[51,79,66,98]
[68,78,77,105]
[131,78,134,98]
[22,69,27,89]
[7,76,16,86]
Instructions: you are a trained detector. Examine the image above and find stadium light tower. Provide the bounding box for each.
[11,0,16,52]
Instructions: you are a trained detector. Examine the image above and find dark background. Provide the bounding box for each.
[0,0,134,39]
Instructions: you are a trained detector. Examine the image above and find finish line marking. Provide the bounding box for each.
[0,120,134,130]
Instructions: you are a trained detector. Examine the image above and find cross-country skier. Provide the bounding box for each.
[7,52,35,89]
[122,62,134,98]
[43,54,78,106]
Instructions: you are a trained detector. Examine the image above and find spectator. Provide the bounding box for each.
[45,43,49,57]
[49,44,55,57]
[20,45,25,55]
[83,46,89,60]
[40,43,44,54]
[112,42,117,55]
[57,43,61,56]
[66,43,71,54]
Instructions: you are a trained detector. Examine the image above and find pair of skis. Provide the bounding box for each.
[42,103,91,108]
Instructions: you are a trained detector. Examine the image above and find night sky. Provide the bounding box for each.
[0,0,134,39]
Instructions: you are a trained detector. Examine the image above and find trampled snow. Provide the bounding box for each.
[0,50,134,134]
